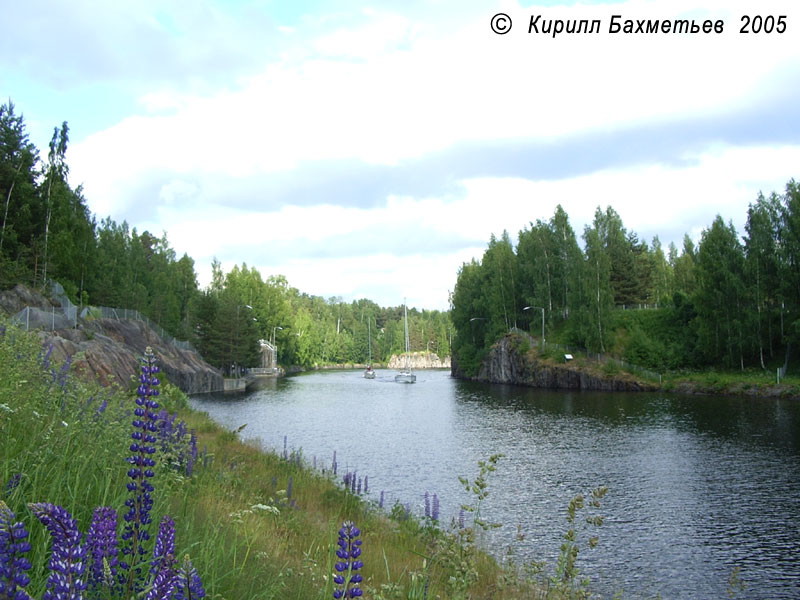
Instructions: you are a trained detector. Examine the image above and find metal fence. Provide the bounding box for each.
[10,280,196,353]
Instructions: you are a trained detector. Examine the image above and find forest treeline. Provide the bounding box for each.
[0,100,451,372]
[452,183,800,376]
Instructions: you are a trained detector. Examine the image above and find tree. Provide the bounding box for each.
[580,209,613,352]
[694,216,746,368]
[40,121,70,287]
[0,100,40,278]
[744,193,780,367]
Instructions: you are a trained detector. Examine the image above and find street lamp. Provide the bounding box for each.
[469,317,487,344]
[522,306,545,349]
[233,304,254,377]
[271,326,284,373]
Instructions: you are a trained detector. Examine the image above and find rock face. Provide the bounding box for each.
[453,334,656,392]
[388,351,451,369]
[0,284,56,314]
[3,285,223,394]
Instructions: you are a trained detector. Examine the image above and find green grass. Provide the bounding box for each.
[4,321,606,599]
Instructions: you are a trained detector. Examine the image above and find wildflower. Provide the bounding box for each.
[86,506,118,589]
[379,491,385,509]
[186,432,198,477]
[0,501,32,599]
[173,555,205,599]
[332,521,363,599]
[28,502,88,600]
[363,476,368,494]
[150,516,175,580]
[145,560,178,600]
[120,347,161,590]
[424,492,430,518]
[432,494,440,522]
[3,473,22,496]
[40,345,53,372]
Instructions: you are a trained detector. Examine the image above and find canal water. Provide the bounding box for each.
[190,369,800,599]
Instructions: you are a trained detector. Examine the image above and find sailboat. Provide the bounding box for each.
[394,301,416,383]
[363,316,376,379]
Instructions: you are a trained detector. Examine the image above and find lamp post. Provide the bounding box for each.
[522,306,545,349]
[469,317,487,345]
[233,304,254,377]
[271,326,283,373]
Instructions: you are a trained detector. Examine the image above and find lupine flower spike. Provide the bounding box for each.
[333,521,363,599]
[28,502,88,600]
[0,500,33,600]
[121,347,161,592]
[150,516,175,579]
[173,554,206,599]
[86,506,119,589]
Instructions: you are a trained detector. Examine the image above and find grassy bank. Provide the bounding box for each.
[0,322,609,599]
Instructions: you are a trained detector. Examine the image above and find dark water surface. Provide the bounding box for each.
[190,369,800,599]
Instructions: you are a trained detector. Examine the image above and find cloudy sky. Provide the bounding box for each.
[3,0,799,310]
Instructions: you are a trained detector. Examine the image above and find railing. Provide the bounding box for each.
[9,279,196,354]
[80,305,196,353]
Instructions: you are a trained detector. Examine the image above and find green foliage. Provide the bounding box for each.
[451,180,800,376]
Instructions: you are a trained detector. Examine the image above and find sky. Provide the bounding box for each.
[2,0,800,311]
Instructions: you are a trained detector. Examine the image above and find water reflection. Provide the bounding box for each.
[191,370,800,599]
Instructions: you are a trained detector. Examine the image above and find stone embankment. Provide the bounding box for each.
[388,351,451,370]
[453,333,656,392]
[1,284,223,394]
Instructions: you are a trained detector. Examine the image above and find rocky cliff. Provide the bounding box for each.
[388,351,451,369]
[453,334,656,392]
[2,285,223,394]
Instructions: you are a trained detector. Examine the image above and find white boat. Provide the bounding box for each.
[364,317,376,378]
[395,301,416,383]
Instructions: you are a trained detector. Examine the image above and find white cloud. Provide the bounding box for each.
[55,0,800,308]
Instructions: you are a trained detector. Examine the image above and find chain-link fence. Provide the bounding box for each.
[10,280,195,353]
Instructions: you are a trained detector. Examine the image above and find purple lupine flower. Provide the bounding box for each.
[332,521,364,599]
[120,347,161,592]
[363,476,368,495]
[86,506,118,589]
[28,502,88,600]
[458,509,466,529]
[96,398,108,416]
[343,473,351,490]
[287,477,293,501]
[378,491,384,509]
[150,516,175,580]
[56,355,71,392]
[0,501,33,600]
[144,560,178,600]
[186,432,198,477]
[3,474,22,496]
[424,492,430,518]
[432,494,440,522]
[356,478,362,496]
[173,555,205,600]
[332,451,337,475]
[350,472,357,494]
[40,345,53,372]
